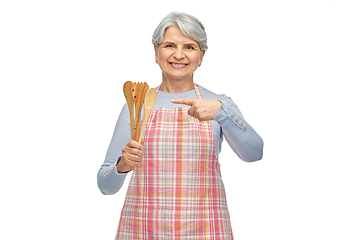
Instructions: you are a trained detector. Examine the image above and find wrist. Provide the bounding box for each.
[218,100,223,109]
[116,157,131,173]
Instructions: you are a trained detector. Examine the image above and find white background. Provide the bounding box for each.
[1,0,359,239]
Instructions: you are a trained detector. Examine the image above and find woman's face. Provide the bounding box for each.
[155,27,205,83]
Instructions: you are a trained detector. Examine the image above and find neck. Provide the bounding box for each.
[160,75,194,93]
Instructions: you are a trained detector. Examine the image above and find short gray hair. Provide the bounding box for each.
[152,12,208,51]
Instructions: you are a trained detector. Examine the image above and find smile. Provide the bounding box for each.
[170,62,188,68]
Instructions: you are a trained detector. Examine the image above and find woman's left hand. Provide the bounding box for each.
[172,98,222,122]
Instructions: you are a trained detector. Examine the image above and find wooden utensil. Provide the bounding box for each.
[131,83,137,99]
[131,82,148,171]
[123,81,135,140]
[138,88,157,143]
[132,82,149,142]
[123,81,155,171]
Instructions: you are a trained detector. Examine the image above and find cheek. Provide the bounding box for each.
[158,49,172,59]
[190,54,202,65]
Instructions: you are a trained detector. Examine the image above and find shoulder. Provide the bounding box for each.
[198,85,224,99]
[198,85,233,103]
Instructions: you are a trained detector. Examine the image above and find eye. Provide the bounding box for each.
[185,46,194,50]
[165,44,174,48]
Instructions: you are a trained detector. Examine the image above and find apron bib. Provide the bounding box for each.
[116,85,233,239]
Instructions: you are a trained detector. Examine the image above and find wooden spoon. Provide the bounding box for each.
[123,81,135,140]
[138,88,157,143]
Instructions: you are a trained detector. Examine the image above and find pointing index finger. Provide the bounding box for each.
[171,98,195,106]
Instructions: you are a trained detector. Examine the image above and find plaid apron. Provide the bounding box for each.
[116,85,233,239]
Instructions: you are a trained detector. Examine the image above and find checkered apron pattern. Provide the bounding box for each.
[116,85,233,239]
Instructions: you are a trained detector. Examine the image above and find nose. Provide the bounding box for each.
[173,48,184,60]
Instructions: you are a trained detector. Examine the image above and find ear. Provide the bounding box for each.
[199,50,205,65]
[154,45,159,63]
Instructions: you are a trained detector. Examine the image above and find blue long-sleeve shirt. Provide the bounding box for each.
[97,85,263,195]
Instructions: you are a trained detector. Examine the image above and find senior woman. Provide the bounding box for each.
[98,12,263,239]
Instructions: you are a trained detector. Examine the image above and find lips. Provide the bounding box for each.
[169,62,188,68]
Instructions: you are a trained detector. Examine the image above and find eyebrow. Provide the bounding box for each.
[162,41,199,48]
[162,41,175,45]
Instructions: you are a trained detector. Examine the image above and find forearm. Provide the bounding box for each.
[215,100,263,162]
[97,157,128,195]
[97,104,132,194]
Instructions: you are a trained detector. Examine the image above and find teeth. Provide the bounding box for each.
[170,63,186,66]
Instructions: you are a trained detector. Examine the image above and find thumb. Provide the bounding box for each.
[171,98,195,106]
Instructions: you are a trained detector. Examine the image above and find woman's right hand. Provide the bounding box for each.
[116,140,143,173]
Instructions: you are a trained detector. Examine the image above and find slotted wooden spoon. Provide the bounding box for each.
[123,81,135,140]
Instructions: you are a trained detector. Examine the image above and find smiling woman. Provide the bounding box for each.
[155,27,205,92]
[97,11,264,239]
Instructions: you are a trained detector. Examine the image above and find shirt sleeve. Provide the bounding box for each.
[214,96,264,162]
[97,104,131,195]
